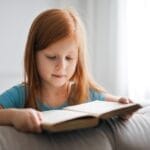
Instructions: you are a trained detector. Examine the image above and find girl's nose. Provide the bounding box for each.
[55,58,66,71]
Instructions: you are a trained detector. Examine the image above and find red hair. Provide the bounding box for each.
[24,8,105,109]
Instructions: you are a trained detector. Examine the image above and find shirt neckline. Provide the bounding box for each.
[36,98,68,111]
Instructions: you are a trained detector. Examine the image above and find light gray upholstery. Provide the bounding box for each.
[0,106,150,150]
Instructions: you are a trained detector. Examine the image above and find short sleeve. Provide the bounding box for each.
[0,84,26,108]
[89,89,105,101]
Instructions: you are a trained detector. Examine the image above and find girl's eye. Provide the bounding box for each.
[46,56,56,60]
[66,56,73,60]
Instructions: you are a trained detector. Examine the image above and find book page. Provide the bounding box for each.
[42,109,90,125]
[65,100,138,117]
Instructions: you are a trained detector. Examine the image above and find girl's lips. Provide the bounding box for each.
[52,74,66,78]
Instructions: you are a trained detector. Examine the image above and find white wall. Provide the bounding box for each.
[0,0,53,92]
[0,0,119,95]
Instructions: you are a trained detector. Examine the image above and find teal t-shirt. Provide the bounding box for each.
[0,84,105,111]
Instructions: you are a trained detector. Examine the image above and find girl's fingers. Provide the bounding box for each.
[119,97,128,104]
[33,113,43,133]
[118,97,133,104]
[26,110,42,133]
[37,111,43,121]
[128,99,133,103]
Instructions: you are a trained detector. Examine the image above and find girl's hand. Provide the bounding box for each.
[118,97,133,104]
[118,97,134,120]
[11,108,43,133]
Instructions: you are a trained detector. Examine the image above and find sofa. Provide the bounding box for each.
[0,103,150,150]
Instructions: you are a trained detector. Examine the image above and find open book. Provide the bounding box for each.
[41,100,141,132]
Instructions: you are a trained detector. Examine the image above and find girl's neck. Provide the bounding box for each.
[39,83,70,107]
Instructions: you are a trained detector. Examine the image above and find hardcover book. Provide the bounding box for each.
[41,100,141,132]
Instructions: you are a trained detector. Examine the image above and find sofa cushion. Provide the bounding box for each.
[0,126,112,150]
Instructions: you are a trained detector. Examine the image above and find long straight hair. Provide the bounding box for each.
[24,8,105,109]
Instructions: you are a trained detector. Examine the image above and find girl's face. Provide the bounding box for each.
[36,37,78,89]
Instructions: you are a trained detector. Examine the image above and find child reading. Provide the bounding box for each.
[0,8,133,133]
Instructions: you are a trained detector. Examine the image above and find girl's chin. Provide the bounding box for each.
[50,81,67,88]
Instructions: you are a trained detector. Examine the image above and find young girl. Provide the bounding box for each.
[0,8,132,133]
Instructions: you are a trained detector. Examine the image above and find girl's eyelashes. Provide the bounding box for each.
[65,56,73,60]
[46,55,56,60]
[45,55,73,61]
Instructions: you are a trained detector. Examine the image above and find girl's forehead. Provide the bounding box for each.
[44,37,78,54]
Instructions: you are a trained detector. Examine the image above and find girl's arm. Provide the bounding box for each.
[0,108,15,125]
[0,107,43,133]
